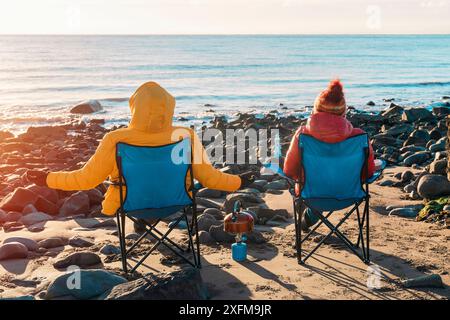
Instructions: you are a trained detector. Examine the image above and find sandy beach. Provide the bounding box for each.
[0,102,448,300]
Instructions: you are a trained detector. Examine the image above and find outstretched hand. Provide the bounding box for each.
[239,171,256,189]
[26,169,49,187]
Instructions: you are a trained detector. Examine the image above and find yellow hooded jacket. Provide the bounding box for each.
[47,82,241,215]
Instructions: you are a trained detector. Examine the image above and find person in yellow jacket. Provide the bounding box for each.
[27,81,254,216]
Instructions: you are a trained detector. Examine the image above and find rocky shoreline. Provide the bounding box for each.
[0,102,449,300]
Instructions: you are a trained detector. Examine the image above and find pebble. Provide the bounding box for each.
[53,251,102,269]
[99,244,121,255]
[3,237,38,251]
[38,237,67,249]
[68,236,95,248]
[0,242,28,261]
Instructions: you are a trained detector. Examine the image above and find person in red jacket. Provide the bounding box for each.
[284,79,375,230]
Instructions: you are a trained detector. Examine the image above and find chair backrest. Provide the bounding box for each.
[299,133,369,211]
[116,138,193,212]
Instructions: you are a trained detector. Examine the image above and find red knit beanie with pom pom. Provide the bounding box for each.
[313,79,347,116]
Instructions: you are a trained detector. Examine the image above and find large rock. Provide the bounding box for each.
[3,237,38,251]
[38,237,67,249]
[53,251,102,269]
[59,191,90,217]
[403,151,430,167]
[0,187,39,212]
[0,242,28,260]
[401,108,434,123]
[34,196,58,215]
[19,212,53,226]
[70,100,102,114]
[222,193,264,213]
[101,268,208,300]
[209,223,235,243]
[68,236,94,248]
[86,189,104,206]
[197,213,221,232]
[417,174,450,199]
[45,269,127,300]
[429,159,447,175]
[26,185,59,204]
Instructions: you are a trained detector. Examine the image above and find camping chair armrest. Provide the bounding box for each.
[103,180,123,186]
[366,159,387,184]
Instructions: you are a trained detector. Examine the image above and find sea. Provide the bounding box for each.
[1,35,449,134]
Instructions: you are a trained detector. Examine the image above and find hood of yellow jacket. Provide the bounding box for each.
[128,82,175,133]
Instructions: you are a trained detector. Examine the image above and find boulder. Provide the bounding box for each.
[3,237,38,251]
[196,188,223,198]
[401,108,434,123]
[0,187,39,212]
[417,174,450,199]
[45,269,127,300]
[19,212,53,226]
[34,196,59,215]
[197,231,215,244]
[403,151,429,167]
[197,213,221,232]
[222,193,264,213]
[86,189,104,206]
[70,100,102,114]
[99,244,121,255]
[381,104,404,118]
[400,170,415,183]
[101,268,208,300]
[202,208,224,220]
[59,191,90,216]
[53,251,102,269]
[429,138,446,153]
[22,204,38,215]
[0,242,28,260]
[38,237,67,249]
[209,224,235,243]
[26,185,59,204]
[68,236,95,248]
[429,159,447,175]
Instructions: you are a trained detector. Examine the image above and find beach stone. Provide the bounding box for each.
[91,218,117,229]
[403,151,429,166]
[21,126,67,141]
[38,237,67,249]
[99,244,121,255]
[27,185,59,204]
[86,188,104,205]
[264,180,288,191]
[197,231,215,244]
[403,184,416,194]
[222,193,264,213]
[2,221,25,232]
[400,145,426,154]
[429,139,446,153]
[0,130,14,141]
[0,242,28,260]
[379,179,394,187]
[45,269,127,300]
[417,174,450,199]
[429,159,447,175]
[401,170,415,183]
[70,100,102,114]
[34,196,59,215]
[101,268,208,300]
[19,212,53,226]
[401,108,434,123]
[197,213,221,232]
[0,187,39,212]
[388,208,418,218]
[247,231,266,244]
[125,233,140,241]
[22,204,38,215]
[196,188,223,198]
[429,128,442,141]
[209,224,235,243]
[59,191,90,217]
[381,104,403,118]
[3,237,38,251]
[53,251,102,269]
[202,208,224,220]
[0,211,22,224]
[366,101,375,106]
[384,123,413,136]
[68,236,94,248]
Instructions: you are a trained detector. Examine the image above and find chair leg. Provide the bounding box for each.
[297,200,303,265]
[366,198,370,263]
[193,205,201,268]
[116,211,128,273]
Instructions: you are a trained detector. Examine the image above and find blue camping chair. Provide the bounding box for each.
[291,133,382,265]
[112,138,200,274]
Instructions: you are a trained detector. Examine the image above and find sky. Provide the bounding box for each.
[0,0,449,34]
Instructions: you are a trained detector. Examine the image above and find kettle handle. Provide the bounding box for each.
[232,200,242,221]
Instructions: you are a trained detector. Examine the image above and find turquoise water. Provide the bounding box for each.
[0,35,449,133]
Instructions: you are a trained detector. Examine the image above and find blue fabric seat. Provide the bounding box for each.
[292,133,374,265]
[114,138,201,273]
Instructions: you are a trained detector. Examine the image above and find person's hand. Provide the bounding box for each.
[239,171,256,189]
[26,170,49,187]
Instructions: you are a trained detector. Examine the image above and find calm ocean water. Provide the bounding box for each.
[0,35,449,133]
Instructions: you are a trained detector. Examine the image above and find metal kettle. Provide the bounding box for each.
[224,200,254,234]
